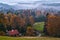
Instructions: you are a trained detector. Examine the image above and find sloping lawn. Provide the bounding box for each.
[33,22,45,32]
[0,36,60,40]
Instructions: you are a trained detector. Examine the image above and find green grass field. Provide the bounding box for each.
[0,36,60,40]
[33,22,45,32]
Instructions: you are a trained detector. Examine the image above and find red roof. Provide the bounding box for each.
[8,29,19,35]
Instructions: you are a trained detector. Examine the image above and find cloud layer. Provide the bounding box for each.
[0,0,60,5]
[0,0,60,9]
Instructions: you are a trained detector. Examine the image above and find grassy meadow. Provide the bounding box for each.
[33,22,44,32]
[0,36,60,40]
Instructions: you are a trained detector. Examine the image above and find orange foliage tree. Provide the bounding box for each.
[29,16,35,26]
[46,14,60,36]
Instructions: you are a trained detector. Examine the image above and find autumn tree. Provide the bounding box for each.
[29,16,35,26]
[26,27,35,36]
[0,13,6,32]
[46,14,60,37]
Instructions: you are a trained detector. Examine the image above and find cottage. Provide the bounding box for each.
[8,29,19,36]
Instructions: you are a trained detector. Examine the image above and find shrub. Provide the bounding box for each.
[0,31,5,36]
[26,27,35,36]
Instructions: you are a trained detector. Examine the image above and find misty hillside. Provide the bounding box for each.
[0,3,60,15]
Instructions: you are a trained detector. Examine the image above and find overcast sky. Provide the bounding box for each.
[0,0,60,5]
[0,0,60,9]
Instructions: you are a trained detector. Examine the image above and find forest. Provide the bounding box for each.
[0,10,60,37]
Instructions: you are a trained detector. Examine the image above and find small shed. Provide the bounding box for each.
[8,29,19,36]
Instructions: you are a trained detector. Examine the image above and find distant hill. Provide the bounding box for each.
[43,3,60,6]
[0,3,15,13]
[0,3,60,14]
[0,3,12,10]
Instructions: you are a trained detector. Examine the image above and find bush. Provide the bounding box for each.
[0,31,5,36]
[26,27,35,36]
